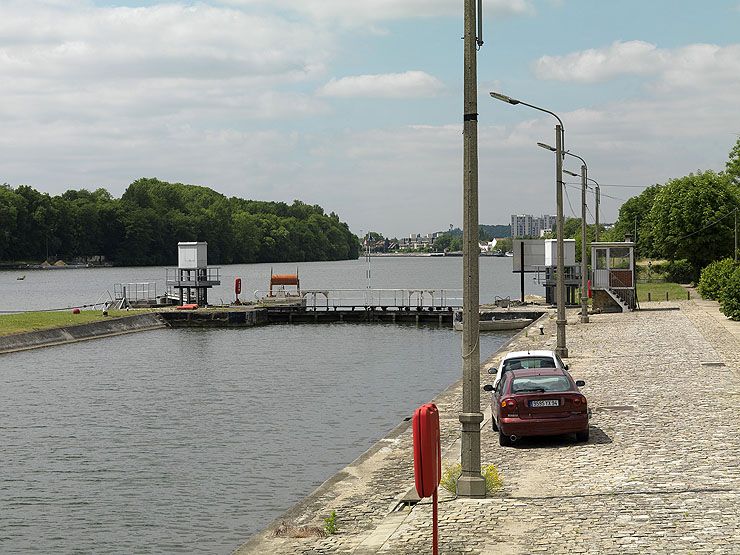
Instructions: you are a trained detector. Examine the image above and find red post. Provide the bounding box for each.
[432,488,438,555]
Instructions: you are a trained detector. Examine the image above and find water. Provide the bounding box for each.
[0,258,541,553]
[0,256,544,312]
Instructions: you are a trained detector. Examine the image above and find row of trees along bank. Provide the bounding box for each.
[603,138,740,282]
[0,178,359,265]
[540,138,740,284]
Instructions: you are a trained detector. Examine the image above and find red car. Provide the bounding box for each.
[484,368,589,446]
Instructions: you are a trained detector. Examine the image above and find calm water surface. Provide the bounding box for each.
[0,258,537,553]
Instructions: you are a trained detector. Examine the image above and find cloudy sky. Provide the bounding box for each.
[2,1,739,237]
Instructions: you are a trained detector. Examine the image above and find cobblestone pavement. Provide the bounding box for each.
[236,300,740,554]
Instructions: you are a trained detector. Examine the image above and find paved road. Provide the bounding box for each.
[237,300,740,554]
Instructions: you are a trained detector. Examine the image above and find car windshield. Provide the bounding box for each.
[503,357,556,371]
[511,375,571,393]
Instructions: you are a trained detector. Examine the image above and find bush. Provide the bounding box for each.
[665,259,695,284]
[440,462,502,495]
[698,258,737,300]
[720,266,740,320]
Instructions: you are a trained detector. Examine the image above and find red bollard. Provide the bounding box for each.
[412,403,441,555]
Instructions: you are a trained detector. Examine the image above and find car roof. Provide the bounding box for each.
[507,368,569,379]
[502,350,557,360]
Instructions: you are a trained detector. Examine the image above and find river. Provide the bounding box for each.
[0,257,543,553]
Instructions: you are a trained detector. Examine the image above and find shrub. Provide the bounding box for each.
[720,266,740,320]
[698,258,737,300]
[440,462,503,495]
[323,510,338,535]
[665,259,695,284]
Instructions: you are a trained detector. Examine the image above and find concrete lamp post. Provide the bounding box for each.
[587,177,601,242]
[562,151,589,324]
[491,91,568,357]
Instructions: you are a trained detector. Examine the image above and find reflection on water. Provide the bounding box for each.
[0,324,513,553]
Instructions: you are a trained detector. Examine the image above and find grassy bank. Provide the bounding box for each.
[0,310,140,336]
[636,281,689,302]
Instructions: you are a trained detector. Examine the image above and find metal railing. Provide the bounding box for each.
[254,288,463,310]
[114,282,158,301]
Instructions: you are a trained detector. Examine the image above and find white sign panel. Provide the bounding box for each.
[512,240,545,273]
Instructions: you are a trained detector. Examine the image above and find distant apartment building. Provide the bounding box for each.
[510,214,557,238]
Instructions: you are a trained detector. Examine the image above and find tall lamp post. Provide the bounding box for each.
[563,150,589,324]
[587,177,601,242]
[562,163,589,323]
[491,92,568,357]
[458,0,486,498]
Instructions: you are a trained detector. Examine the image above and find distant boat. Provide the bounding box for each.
[16,275,25,280]
[452,311,532,331]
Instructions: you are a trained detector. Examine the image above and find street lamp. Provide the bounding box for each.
[587,177,601,242]
[492,91,567,357]
[563,151,589,324]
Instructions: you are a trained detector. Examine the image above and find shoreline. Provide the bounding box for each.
[0,313,167,354]
[233,312,549,553]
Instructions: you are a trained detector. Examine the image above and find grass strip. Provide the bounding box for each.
[0,310,142,336]
[636,281,689,302]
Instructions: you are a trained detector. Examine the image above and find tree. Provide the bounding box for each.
[605,184,662,258]
[648,171,739,278]
[727,138,740,185]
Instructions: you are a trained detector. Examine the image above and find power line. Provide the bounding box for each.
[671,207,739,242]
[562,183,578,218]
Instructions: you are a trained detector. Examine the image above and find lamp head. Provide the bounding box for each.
[563,169,579,177]
[489,91,520,105]
[537,142,556,152]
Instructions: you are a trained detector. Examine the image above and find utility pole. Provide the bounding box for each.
[555,125,568,357]
[458,0,486,498]
[595,184,600,242]
[580,164,589,323]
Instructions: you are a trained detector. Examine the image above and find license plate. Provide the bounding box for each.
[530,399,559,407]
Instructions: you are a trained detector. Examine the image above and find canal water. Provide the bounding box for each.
[0,258,543,553]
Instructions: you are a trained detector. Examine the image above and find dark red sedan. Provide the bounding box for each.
[483,368,589,446]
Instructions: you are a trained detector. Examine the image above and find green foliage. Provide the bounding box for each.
[440,462,502,495]
[727,138,740,185]
[698,258,737,300]
[494,237,512,253]
[323,510,338,535]
[648,171,738,276]
[664,259,695,284]
[604,184,662,257]
[719,266,740,320]
[0,179,358,265]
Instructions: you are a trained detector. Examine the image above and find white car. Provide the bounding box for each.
[489,349,569,388]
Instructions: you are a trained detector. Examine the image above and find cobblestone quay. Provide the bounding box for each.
[236,299,739,554]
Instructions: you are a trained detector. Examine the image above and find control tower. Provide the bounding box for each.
[166,242,220,306]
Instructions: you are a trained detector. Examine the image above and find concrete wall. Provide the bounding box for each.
[0,313,167,355]
[592,290,622,313]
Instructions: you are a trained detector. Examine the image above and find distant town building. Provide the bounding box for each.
[510,214,557,238]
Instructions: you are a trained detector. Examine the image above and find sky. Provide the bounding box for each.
[2,1,740,238]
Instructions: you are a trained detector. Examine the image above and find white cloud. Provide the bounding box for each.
[0,2,333,125]
[219,0,534,25]
[533,40,740,91]
[318,71,444,99]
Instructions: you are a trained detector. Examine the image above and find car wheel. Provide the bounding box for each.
[491,417,498,432]
[576,428,590,442]
[499,430,512,447]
